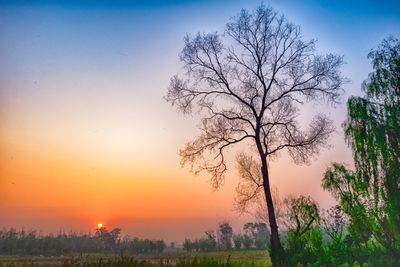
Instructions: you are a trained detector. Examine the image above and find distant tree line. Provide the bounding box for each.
[183,222,269,252]
[0,227,166,255]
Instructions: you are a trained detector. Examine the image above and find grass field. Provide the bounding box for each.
[0,250,271,266]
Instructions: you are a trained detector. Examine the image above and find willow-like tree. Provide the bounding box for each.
[166,5,345,265]
[323,37,400,257]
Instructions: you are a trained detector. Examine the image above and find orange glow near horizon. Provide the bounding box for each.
[0,67,347,241]
[0,0,371,243]
[97,223,103,228]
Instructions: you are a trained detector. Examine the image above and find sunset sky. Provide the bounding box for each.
[1,0,400,242]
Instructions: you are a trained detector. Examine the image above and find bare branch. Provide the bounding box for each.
[234,153,264,213]
[179,116,254,189]
[266,114,335,164]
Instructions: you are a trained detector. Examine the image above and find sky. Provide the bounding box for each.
[0,0,399,243]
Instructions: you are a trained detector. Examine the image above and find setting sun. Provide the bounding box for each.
[97,223,103,228]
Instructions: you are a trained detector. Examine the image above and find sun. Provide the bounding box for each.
[97,222,103,228]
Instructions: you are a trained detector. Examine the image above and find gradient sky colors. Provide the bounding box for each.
[1,0,400,242]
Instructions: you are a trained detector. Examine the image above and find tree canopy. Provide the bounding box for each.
[323,37,400,257]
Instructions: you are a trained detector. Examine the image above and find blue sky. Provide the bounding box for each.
[1,0,399,97]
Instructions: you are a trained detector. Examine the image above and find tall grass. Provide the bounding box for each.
[0,256,272,267]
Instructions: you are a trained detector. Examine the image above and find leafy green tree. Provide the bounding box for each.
[321,205,347,245]
[284,195,320,239]
[321,205,351,265]
[323,37,400,258]
[283,195,324,266]
[323,164,374,247]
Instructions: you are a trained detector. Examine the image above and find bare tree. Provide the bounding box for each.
[166,4,345,265]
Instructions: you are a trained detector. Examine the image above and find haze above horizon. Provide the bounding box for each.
[1,0,399,242]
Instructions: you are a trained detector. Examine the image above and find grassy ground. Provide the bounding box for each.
[0,250,271,266]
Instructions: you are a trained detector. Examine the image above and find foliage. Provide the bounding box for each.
[278,193,399,266]
[323,164,374,246]
[344,37,400,256]
[0,256,272,267]
[322,37,400,260]
[0,228,166,255]
[283,195,320,239]
[321,205,347,247]
[281,196,325,266]
[284,227,326,266]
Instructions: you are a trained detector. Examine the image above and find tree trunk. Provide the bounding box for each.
[260,156,285,266]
